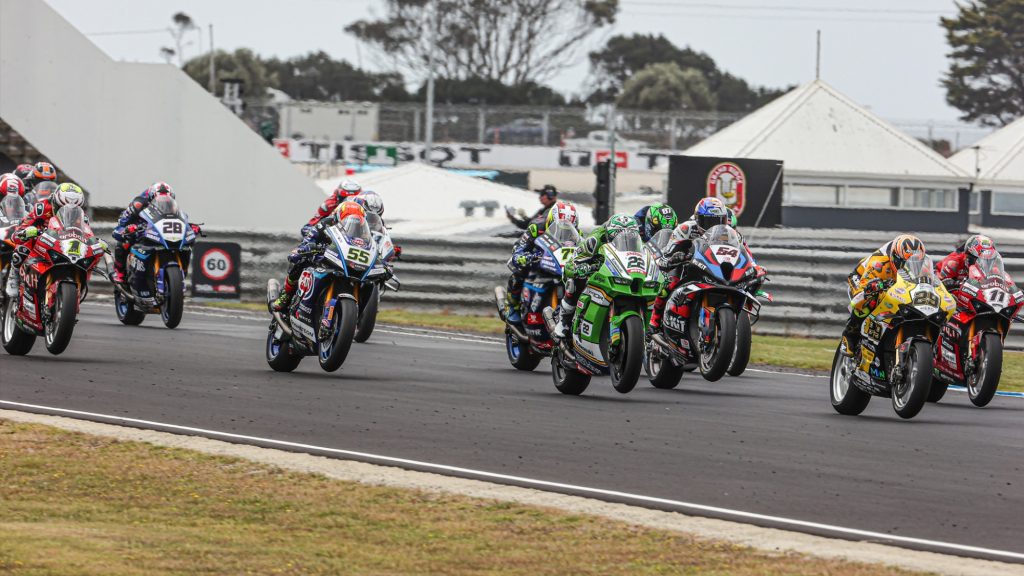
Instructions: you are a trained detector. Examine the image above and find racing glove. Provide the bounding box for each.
[13,226,38,241]
[657,251,687,271]
[190,223,205,237]
[863,278,890,297]
[514,253,537,268]
[393,245,402,260]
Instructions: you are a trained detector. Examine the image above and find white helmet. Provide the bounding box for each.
[358,190,384,216]
[53,183,86,209]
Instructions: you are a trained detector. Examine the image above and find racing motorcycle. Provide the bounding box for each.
[494,220,579,371]
[265,214,389,373]
[542,226,660,395]
[113,196,199,329]
[645,225,766,388]
[353,212,400,344]
[2,204,106,356]
[0,195,28,301]
[830,255,955,419]
[931,250,1024,407]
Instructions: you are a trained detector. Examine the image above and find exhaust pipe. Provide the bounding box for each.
[266,278,294,337]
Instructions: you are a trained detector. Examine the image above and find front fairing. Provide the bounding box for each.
[324,224,381,282]
[140,207,194,250]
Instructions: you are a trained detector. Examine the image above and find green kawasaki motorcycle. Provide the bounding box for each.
[543,226,660,395]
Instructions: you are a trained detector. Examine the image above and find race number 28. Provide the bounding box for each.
[200,248,233,281]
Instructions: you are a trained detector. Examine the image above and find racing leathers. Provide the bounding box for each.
[841,242,901,355]
[648,219,705,334]
[6,198,57,297]
[504,221,548,323]
[552,225,612,338]
[111,187,162,283]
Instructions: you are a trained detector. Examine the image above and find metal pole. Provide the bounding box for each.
[541,111,550,146]
[423,1,437,163]
[608,104,617,215]
[815,30,821,80]
[208,24,215,93]
[669,116,678,151]
[477,107,485,143]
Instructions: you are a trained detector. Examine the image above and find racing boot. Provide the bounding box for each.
[4,266,20,298]
[504,292,522,325]
[840,315,861,358]
[552,299,575,341]
[272,280,296,313]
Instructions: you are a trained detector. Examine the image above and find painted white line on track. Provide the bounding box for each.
[1,399,1022,563]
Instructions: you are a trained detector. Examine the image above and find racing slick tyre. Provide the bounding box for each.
[266,328,302,372]
[693,307,736,383]
[968,333,1002,408]
[45,282,78,355]
[645,342,683,389]
[506,327,542,371]
[114,288,145,325]
[161,267,184,329]
[892,341,932,419]
[551,349,591,395]
[830,344,870,415]
[2,297,35,355]
[319,297,358,372]
[354,284,379,343]
[727,311,752,377]
[927,377,948,403]
[610,315,644,393]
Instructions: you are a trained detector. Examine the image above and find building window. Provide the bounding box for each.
[788,184,840,205]
[847,186,897,207]
[992,191,1024,214]
[901,188,955,209]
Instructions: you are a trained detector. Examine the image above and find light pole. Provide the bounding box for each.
[423,1,438,164]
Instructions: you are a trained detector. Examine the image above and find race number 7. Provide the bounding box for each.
[347,247,370,264]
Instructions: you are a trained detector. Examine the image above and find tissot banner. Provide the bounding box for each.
[667,155,784,227]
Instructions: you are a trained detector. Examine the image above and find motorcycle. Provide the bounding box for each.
[354,212,400,344]
[645,225,765,388]
[830,254,955,419]
[542,226,660,395]
[931,250,1024,407]
[494,220,580,371]
[265,214,389,373]
[0,195,28,298]
[113,196,198,329]
[2,204,106,356]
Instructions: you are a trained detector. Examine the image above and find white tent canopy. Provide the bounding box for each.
[686,80,969,181]
[318,164,596,236]
[950,115,1024,187]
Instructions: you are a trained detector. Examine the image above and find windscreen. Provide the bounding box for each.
[900,252,935,282]
[649,228,674,251]
[338,215,372,243]
[546,221,580,246]
[610,228,643,252]
[0,195,27,222]
[56,204,87,231]
[33,181,57,198]
[149,196,180,218]
[976,251,1006,280]
[365,212,385,234]
[703,224,741,248]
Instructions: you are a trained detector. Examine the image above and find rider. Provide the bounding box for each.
[502,201,579,324]
[304,180,362,235]
[935,234,996,289]
[551,213,638,339]
[6,183,86,297]
[632,202,679,243]
[840,234,925,356]
[647,197,734,336]
[12,164,35,189]
[0,173,26,200]
[272,200,368,312]
[507,184,558,230]
[110,181,178,284]
[21,161,57,191]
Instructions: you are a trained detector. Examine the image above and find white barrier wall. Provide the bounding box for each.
[0,0,325,233]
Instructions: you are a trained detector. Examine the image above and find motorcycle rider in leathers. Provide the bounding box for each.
[935,234,996,290]
[632,202,679,244]
[840,234,925,356]
[110,182,193,284]
[502,201,580,324]
[5,183,89,298]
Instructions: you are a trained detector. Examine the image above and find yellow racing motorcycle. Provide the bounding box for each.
[830,254,955,419]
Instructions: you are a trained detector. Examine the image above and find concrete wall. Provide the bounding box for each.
[0,0,325,233]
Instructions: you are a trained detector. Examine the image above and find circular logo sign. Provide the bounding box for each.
[297,269,314,297]
[200,248,232,281]
[706,162,746,215]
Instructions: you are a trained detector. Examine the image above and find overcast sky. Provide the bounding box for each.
[48,0,974,127]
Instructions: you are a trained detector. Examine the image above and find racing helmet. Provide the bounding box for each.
[545,201,579,230]
[32,162,57,182]
[887,234,924,268]
[964,234,996,265]
[605,213,639,241]
[52,183,86,209]
[148,181,175,199]
[354,190,384,216]
[693,197,729,230]
[0,174,25,198]
[644,203,678,238]
[333,200,366,221]
[13,163,34,183]
[334,179,362,200]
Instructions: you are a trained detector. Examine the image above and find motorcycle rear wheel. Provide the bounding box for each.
[551,349,591,395]
[968,333,1002,407]
[114,288,145,325]
[2,297,35,355]
[319,297,357,372]
[506,327,542,371]
[161,268,184,329]
[45,282,77,355]
[891,341,932,419]
[830,343,870,415]
[266,328,302,372]
[927,377,948,402]
[646,342,683,389]
[727,311,752,377]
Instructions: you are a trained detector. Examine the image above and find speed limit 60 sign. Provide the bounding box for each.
[191,242,242,298]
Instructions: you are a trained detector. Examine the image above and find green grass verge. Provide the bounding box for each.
[0,420,921,576]
[198,302,1024,393]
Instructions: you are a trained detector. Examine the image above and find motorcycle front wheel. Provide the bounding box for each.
[161,267,184,329]
[319,297,358,372]
[610,315,644,393]
[968,333,1002,407]
[727,311,752,377]
[45,282,78,355]
[891,341,932,419]
[694,307,736,382]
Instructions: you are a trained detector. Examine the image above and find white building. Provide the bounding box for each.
[950,116,1024,215]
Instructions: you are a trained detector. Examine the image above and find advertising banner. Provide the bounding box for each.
[191,242,241,299]
[667,155,784,227]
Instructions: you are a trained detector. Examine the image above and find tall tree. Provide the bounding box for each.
[183,49,276,99]
[263,51,409,101]
[346,0,618,85]
[588,33,786,111]
[415,77,566,105]
[165,12,197,67]
[941,0,1024,126]
[616,62,715,111]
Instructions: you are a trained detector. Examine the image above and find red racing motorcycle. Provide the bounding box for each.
[1,205,107,356]
[931,250,1024,406]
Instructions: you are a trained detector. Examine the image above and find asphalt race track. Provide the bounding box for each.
[2,303,1023,563]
